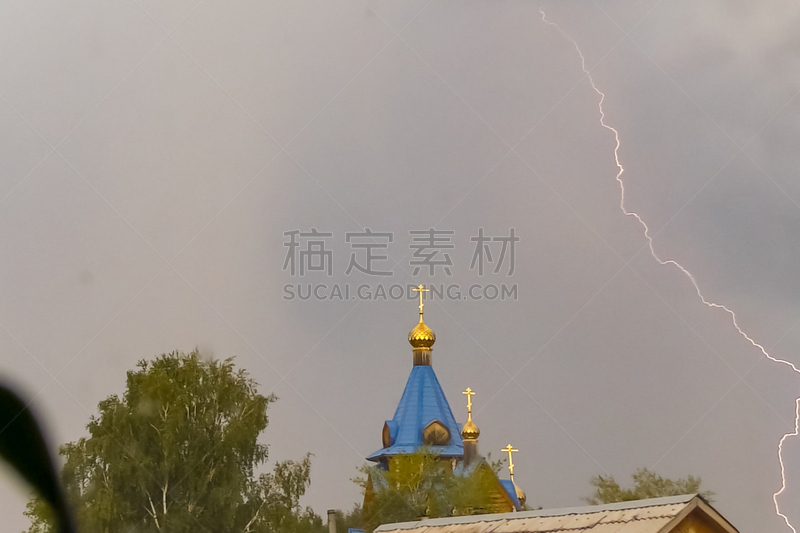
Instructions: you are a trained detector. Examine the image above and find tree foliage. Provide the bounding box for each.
[584,468,714,505]
[328,505,365,533]
[246,454,323,533]
[25,350,319,533]
[357,450,506,531]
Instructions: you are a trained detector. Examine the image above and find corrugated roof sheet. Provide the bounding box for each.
[376,495,697,533]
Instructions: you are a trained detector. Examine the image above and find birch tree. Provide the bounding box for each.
[25,350,319,533]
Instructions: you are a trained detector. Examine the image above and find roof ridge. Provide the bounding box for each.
[375,495,699,531]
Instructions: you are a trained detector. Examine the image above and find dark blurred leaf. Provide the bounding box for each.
[0,384,75,533]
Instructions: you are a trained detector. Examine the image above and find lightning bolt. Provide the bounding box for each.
[540,10,800,532]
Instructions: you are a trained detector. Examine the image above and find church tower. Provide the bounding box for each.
[364,286,524,515]
[367,285,464,463]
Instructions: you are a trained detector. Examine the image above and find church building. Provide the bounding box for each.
[359,287,743,533]
[363,285,526,515]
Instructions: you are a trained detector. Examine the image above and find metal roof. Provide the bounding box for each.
[367,365,463,461]
[375,495,716,533]
[498,480,522,511]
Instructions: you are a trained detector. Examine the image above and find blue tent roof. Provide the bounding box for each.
[367,365,463,461]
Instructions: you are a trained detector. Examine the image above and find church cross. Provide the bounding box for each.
[462,387,475,416]
[412,284,429,316]
[502,444,519,481]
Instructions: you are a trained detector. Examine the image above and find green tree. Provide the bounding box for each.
[328,505,365,533]
[25,350,320,533]
[244,454,323,533]
[584,468,714,505]
[357,450,506,531]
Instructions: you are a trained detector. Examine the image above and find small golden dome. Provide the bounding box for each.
[408,319,436,349]
[514,484,527,507]
[461,418,480,440]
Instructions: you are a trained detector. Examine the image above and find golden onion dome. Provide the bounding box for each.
[461,418,480,440]
[514,483,527,507]
[408,319,436,349]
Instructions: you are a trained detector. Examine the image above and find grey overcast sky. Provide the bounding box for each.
[2,0,800,532]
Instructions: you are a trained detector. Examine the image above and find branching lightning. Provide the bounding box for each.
[540,10,799,532]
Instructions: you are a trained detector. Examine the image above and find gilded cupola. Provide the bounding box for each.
[408,320,436,349]
[409,285,435,365]
[461,387,480,465]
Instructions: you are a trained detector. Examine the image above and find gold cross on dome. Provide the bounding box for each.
[462,387,475,414]
[412,284,429,316]
[502,444,519,480]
